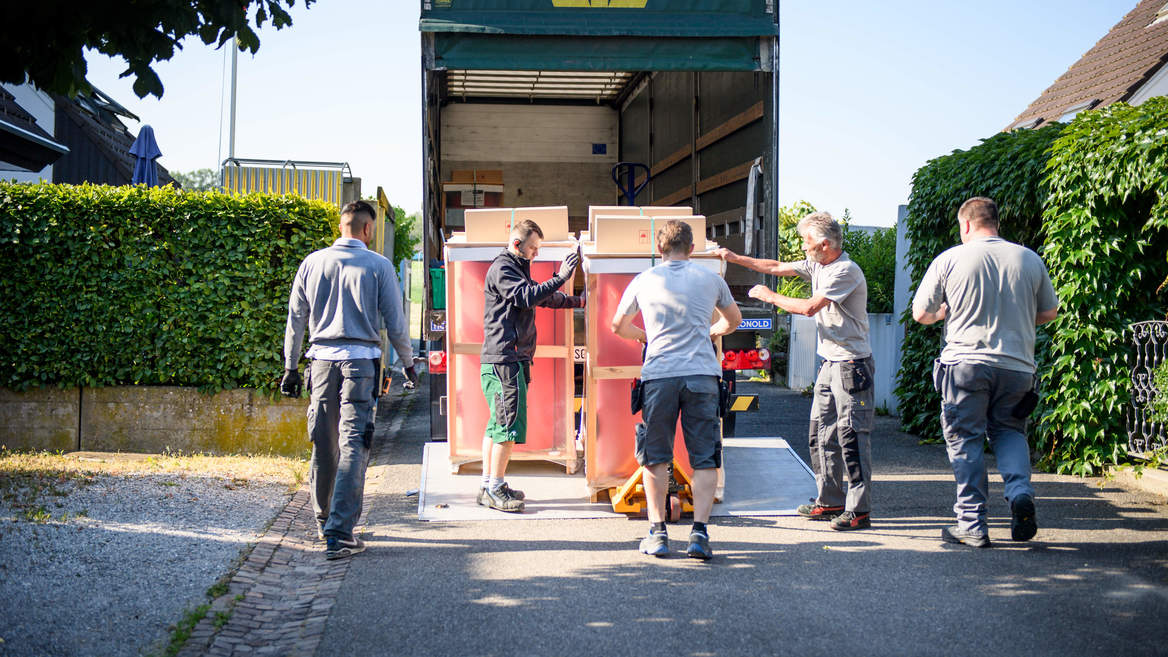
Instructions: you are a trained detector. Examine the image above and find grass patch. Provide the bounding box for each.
[159,603,209,657]
[0,448,309,517]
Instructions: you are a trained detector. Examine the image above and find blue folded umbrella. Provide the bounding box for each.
[129,124,162,187]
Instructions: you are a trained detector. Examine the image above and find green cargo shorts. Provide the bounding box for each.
[481,361,529,445]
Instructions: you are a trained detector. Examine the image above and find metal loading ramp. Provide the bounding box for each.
[417,437,816,521]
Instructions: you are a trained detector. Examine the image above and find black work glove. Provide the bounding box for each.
[403,366,418,390]
[280,368,303,397]
[558,249,580,282]
[570,295,586,308]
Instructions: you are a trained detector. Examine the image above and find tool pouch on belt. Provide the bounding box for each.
[841,359,872,393]
[1012,386,1040,419]
[630,344,648,415]
[372,357,382,399]
[630,379,644,414]
[493,362,522,429]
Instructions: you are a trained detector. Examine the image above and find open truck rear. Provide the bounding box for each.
[420,0,780,441]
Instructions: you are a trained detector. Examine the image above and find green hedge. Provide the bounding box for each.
[0,183,338,393]
[898,98,1168,474]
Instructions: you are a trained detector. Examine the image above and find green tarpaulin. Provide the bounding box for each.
[431,34,763,71]
[421,0,776,71]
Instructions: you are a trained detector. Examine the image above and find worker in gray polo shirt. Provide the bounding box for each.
[281,200,415,560]
[717,211,875,531]
[613,220,741,559]
[913,196,1058,548]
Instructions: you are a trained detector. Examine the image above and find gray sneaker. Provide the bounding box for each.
[942,525,991,548]
[639,531,670,557]
[499,482,526,501]
[476,486,488,506]
[484,485,525,513]
[325,536,366,560]
[685,531,713,560]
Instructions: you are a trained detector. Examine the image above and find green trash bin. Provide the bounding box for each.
[429,267,446,310]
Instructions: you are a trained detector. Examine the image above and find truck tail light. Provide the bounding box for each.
[721,347,772,371]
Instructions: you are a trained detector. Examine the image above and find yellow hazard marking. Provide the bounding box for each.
[574,397,583,413]
[730,395,758,413]
[552,1,649,7]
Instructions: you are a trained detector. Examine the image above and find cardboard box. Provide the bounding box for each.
[464,206,571,243]
[591,215,707,254]
[451,169,504,185]
[587,206,692,233]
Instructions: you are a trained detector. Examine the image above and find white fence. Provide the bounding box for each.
[787,313,903,414]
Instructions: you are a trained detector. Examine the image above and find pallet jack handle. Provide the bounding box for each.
[612,162,651,205]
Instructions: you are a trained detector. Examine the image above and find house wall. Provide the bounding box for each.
[0,82,55,183]
[52,103,130,186]
[1129,59,1168,106]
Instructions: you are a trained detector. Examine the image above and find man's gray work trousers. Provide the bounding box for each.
[809,358,875,513]
[308,359,377,541]
[934,360,1035,534]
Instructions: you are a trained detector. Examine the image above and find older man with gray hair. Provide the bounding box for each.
[716,211,875,531]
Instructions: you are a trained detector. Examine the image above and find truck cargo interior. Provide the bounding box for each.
[420,1,780,441]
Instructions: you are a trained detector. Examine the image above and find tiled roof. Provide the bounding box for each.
[1008,0,1168,129]
[54,92,173,185]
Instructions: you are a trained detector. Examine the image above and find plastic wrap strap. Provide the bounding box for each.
[640,207,657,267]
[509,208,515,234]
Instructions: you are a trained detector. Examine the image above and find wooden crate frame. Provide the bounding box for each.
[444,236,579,474]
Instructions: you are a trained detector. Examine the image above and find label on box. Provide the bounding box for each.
[573,346,587,363]
[638,229,649,245]
[460,190,486,207]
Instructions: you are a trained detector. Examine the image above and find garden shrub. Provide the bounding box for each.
[0,182,338,393]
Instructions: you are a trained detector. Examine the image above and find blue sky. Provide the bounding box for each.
[84,0,1136,226]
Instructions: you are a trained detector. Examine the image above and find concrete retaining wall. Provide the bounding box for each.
[0,387,79,452]
[0,387,309,456]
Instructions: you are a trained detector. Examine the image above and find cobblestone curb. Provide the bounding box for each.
[175,391,413,657]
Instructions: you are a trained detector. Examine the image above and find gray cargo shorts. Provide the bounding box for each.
[636,375,721,470]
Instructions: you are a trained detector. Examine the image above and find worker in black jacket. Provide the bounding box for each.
[478,219,582,512]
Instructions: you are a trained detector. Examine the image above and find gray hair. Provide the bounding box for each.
[797,211,842,250]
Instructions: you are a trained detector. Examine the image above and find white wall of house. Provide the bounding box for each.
[0,82,56,183]
[1129,59,1168,106]
[788,312,901,414]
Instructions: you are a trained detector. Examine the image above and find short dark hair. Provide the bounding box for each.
[510,219,544,244]
[958,196,999,229]
[340,200,376,231]
[656,220,693,256]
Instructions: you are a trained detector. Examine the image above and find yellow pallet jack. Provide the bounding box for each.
[608,459,694,522]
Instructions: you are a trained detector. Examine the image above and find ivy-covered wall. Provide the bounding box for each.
[1038,99,1168,473]
[897,98,1168,474]
[897,125,1062,443]
[0,183,338,394]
